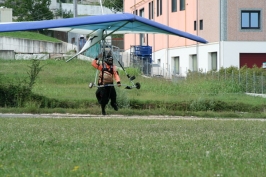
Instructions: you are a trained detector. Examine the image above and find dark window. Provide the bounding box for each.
[180,0,185,11]
[241,11,260,29]
[194,21,197,31]
[200,19,203,30]
[157,0,159,16]
[160,0,162,15]
[191,54,197,72]
[211,52,217,71]
[173,57,180,74]
[139,8,145,45]
[149,1,154,19]
[139,8,144,17]
[133,10,138,15]
[172,0,177,12]
[157,0,162,16]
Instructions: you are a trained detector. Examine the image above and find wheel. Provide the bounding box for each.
[88,82,94,88]
[135,82,141,89]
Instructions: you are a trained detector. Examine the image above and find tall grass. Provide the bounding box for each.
[0,118,265,176]
[1,59,266,116]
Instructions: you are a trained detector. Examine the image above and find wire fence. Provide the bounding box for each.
[126,57,266,95]
[182,68,266,94]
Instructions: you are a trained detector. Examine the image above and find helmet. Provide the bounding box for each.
[105,56,113,65]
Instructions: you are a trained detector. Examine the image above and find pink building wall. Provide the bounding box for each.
[227,0,266,41]
[123,0,219,52]
[198,0,220,42]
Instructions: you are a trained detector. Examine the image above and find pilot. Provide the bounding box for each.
[91,54,121,115]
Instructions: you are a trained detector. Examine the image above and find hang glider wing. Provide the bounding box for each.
[66,29,103,62]
[0,13,208,44]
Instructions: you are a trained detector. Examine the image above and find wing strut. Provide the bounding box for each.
[66,29,104,62]
[66,21,131,62]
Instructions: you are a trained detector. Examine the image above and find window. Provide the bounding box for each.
[172,0,177,12]
[157,0,159,16]
[139,8,145,45]
[149,1,154,19]
[180,0,185,11]
[241,11,260,29]
[173,57,180,74]
[157,0,162,16]
[158,59,161,66]
[194,21,197,31]
[133,10,138,15]
[160,0,162,15]
[139,8,144,17]
[200,19,203,30]
[191,54,197,72]
[211,52,217,71]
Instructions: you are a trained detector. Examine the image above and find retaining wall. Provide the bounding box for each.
[0,36,76,53]
[0,36,77,60]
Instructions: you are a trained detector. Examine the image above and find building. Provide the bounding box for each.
[0,7,12,22]
[123,0,266,78]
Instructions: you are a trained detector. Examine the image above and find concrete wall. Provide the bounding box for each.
[0,37,78,60]
[0,50,14,59]
[61,3,114,15]
[0,36,75,54]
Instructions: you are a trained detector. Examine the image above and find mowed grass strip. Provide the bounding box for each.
[0,32,61,42]
[0,118,265,176]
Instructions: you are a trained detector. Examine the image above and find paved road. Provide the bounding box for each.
[0,113,265,121]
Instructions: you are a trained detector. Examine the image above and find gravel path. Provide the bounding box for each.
[0,113,265,121]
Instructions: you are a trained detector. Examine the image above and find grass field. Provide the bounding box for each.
[1,59,266,117]
[0,117,265,177]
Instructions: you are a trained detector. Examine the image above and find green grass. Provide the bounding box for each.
[1,59,266,117]
[1,59,266,176]
[0,31,61,43]
[0,118,265,176]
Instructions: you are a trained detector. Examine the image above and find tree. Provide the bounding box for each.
[4,0,54,22]
[103,0,123,13]
[55,2,73,18]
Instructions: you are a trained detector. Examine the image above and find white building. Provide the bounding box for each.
[0,7,12,22]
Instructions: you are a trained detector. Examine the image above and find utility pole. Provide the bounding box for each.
[99,0,104,14]
[73,0,77,17]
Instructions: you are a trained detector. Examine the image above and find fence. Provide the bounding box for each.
[183,67,266,94]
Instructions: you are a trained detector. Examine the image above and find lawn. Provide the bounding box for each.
[0,117,265,177]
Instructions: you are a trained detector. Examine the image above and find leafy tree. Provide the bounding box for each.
[55,2,73,18]
[4,0,54,21]
[103,0,123,13]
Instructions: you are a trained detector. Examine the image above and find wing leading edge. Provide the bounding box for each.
[0,13,208,44]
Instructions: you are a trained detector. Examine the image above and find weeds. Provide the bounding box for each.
[1,60,266,116]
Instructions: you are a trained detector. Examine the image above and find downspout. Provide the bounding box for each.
[166,0,169,79]
[219,0,221,70]
[219,0,222,70]
[153,1,155,76]
[185,1,187,46]
[196,0,199,72]
[134,0,136,46]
